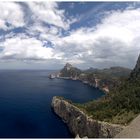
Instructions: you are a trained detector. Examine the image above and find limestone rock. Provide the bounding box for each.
[130,54,140,79]
[52,96,124,138]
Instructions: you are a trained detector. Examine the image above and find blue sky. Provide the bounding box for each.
[0,2,140,69]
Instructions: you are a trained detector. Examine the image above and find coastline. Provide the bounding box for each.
[52,96,125,138]
[50,75,109,94]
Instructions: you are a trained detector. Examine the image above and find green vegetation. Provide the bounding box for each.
[74,56,140,125]
[60,63,131,91]
[83,66,131,90]
[84,66,131,79]
[59,55,140,125]
[75,79,140,125]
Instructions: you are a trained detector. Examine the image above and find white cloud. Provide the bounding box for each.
[0,37,58,60]
[27,2,71,30]
[0,2,140,69]
[53,8,140,68]
[0,2,24,30]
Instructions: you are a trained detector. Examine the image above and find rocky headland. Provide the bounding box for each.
[51,54,140,138]
[50,63,131,93]
[52,96,124,138]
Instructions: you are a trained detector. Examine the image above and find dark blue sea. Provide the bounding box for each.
[0,70,104,138]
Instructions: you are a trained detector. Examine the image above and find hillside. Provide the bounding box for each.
[60,63,81,78]
[75,55,140,125]
[59,63,131,92]
[130,54,140,80]
[84,66,131,78]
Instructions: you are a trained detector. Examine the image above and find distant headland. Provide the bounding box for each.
[51,54,140,138]
[49,62,131,93]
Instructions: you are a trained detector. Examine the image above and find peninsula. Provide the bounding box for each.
[51,54,140,138]
[49,63,131,93]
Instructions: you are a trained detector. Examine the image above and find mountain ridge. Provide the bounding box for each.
[59,63,131,93]
[53,54,140,125]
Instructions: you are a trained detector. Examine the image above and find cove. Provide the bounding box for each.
[0,70,104,138]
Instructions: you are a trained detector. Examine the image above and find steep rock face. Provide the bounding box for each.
[52,97,124,138]
[64,63,73,70]
[59,63,131,93]
[60,63,81,78]
[130,55,140,80]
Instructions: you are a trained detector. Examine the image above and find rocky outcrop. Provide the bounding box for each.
[130,54,140,80]
[58,63,131,93]
[60,63,81,78]
[52,96,124,138]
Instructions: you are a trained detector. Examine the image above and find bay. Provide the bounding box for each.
[0,70,104,138]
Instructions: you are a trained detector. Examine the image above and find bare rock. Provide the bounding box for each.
[52,96,124,138]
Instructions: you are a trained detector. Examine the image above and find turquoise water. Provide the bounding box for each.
[0,70,104,138]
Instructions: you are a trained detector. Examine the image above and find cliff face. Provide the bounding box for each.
[130,55,140,80]
[60,63,81,78]
[52,97,124,138]
[59,63,131,93]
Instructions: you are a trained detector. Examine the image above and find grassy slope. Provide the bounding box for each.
[60,62,139,125]
[75,77,140,125]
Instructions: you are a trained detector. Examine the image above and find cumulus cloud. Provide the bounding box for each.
[26,2,74,30]
[0,2,140,69]
[0,1,75,30]
[0,2,25,30]
[53,7,140,68]
[0,37,63,60]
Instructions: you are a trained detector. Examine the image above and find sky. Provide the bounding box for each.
[0,2,140,70]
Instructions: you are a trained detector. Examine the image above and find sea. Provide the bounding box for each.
[0,70,104,138]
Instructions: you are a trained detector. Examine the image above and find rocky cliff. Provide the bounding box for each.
[130,54,140,80]
[52,96,124,138]
[59,63,131,93]
[60,63,81,78]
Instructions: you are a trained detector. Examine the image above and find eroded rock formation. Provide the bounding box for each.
[52,96,124,138]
